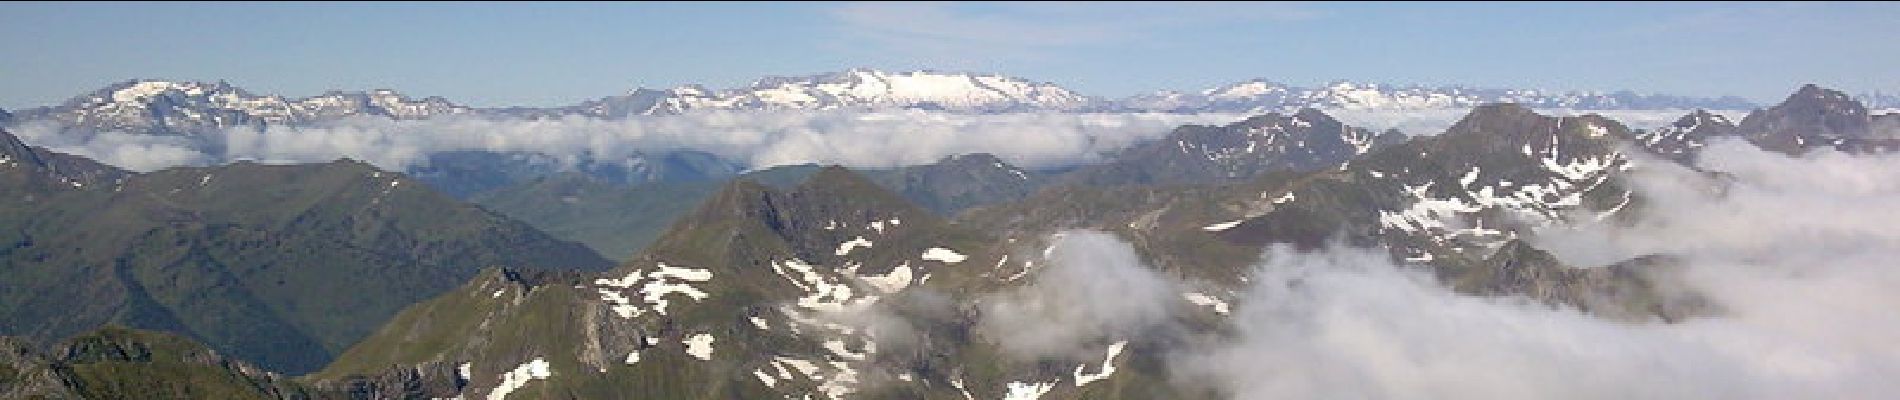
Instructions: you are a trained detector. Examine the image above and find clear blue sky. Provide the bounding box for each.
[3,1,1896,110]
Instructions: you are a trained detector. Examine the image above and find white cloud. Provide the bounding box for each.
[11,111,1240,173]
[8,121,210,172]
[12,108,1742,175]
[977,230,1181,359]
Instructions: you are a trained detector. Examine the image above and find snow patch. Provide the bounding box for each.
[1202,220,1246,232]
[921,247,967,263]
[1003,381,1058,400]
[486,358,552,400]
[1183,292,1232,315]
[952,376,978,400]
[753,369,778,388]
[1073,341,1129,387]
[836,236,873,256]
[684,333,715,361]
[860,264,914,293]
[592,262,714,319]
[1272,191,1298,204]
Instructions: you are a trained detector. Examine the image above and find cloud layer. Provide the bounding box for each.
[983,139,1900,398]
[10,108,1737,174]
[10,111,1241,173]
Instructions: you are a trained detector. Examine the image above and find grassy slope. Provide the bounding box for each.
[0,160,613,375]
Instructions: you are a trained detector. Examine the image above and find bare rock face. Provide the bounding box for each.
[314,361,468,400]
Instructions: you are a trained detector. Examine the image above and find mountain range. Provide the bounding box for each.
[8,69,1777,136]
[1,83,1893,399]
[458,84,1896,267]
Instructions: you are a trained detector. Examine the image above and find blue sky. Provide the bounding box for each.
[2,1,1896,109]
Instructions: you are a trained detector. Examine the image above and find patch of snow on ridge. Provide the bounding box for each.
[1203,220,1245,232]
[1003,381,1058,400]
[952,375,979,400]
[1183,292,1231,315]
[651,264,713,280]
[1073,341,1129,387]
[753,369,778,388]
[921,247,967,263]
[592,262,713,318]
[859,264,914,293]
[684,334,715,360]
[487,358,552,400]
[836,236,873,256]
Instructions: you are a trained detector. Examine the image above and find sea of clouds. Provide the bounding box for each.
[8,109,1723,173]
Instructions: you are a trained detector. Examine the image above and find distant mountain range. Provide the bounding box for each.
[1,69,1803,198]
[8,68,1785,136]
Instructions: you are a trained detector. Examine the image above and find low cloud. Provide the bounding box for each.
[10,108,1745,175]
[8,121,211,172]
[977,231,1181,359]
[10,111,1238,173]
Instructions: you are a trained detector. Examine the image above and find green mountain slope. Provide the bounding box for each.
[0,137,613,375]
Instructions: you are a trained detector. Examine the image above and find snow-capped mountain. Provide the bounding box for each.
[10,70,1775,136]
[15,80,470,135]
[565,68,1098,117]
[696,68,1095,112]
[1121,79,1760,113]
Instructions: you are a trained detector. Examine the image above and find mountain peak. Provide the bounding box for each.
[1060,108,1386,186]
[1783,84,1866,114]
[1630,109,1739,161]
[1737,84,1875,153]
[1441,103,1631,155]
[1204,79,1290,99]
[86,79,239,104]
[1443,103,1546,136]
[792,165,919,210]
